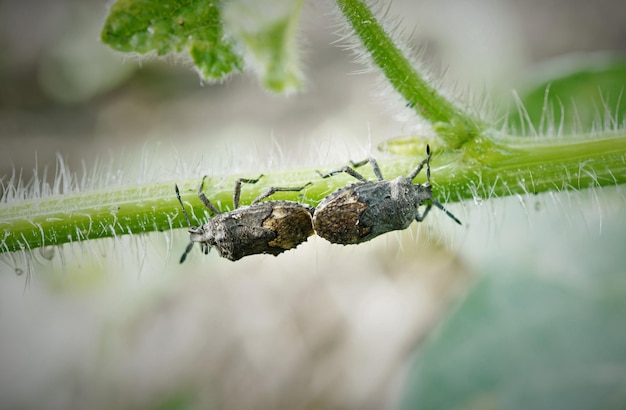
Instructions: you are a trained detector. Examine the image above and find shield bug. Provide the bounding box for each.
[175,176,314,262]
[313,145,461,245]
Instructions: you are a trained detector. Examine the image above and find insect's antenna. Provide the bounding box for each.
[426,144,431,185]
[175,184,192,227]
[179,241,194,264]
[431,199,462,225]
[175,184,197,264]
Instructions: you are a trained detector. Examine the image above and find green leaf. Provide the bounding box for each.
[101,0,304,91]
[102,0,243,80]
[223,0,305,93]
[506,53,626,135]
[399,211,626,409]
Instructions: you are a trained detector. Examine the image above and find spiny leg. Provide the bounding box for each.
[233,175,264,209]
[413,145,462,225]
[415,204,433,222]
[317,156,384,183]
[350,157,384,181]
[252,182,312,204]
[197,176,221,215]
[407,145,431,182]
[316,165,367,182]
[317,157,383,182]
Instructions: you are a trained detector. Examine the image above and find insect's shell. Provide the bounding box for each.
[207,201,314,261]
[313,177,432,245]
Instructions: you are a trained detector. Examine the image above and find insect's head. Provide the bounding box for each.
[175,184,213,263]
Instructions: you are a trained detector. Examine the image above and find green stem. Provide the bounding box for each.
[436,131,626,200]
[1,1,625,256]
[0,172,315,254]
[2,131,625,254]
[335,0,483,147]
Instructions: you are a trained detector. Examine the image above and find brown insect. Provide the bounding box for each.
[176,176,314,262]
[313,145,461,245]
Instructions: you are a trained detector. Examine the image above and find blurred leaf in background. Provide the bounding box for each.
[39,4,136,104]
[400,187,626,410]
[101,0,305,93]
[504,53,626,135]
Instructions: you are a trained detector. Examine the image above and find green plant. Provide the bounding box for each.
[1,0,625,255]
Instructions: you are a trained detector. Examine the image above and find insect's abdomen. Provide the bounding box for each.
[263,203,315,249]
[313,182,416,245]
[215,202,314,261]
[313,187,371,245]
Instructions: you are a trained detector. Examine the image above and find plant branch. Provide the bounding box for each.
[1,0,625,256]
[2,131,625,254]
[334,0,483,147]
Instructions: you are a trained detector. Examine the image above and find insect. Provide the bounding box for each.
[313,145,461,245]
[175,176,314,262]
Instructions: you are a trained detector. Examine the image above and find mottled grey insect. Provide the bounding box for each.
[175,176,314,262]
[313,145,461,245]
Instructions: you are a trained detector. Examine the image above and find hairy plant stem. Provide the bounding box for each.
[0,0,625,255]
[334,0,483,148]
[2,131,625,253]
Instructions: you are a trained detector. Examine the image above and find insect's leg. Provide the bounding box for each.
[349,157,384,181]
[233,175,264,209]
[197,176,221,214]
[407,145,431,182]
[431,200,462,225]
[316,165,368,182]
[251,182,312,204]
[415,204,433,222]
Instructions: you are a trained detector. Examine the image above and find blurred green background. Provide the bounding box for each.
[1,0,625,408]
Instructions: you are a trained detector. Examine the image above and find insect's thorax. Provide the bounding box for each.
[358,178,429,232]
